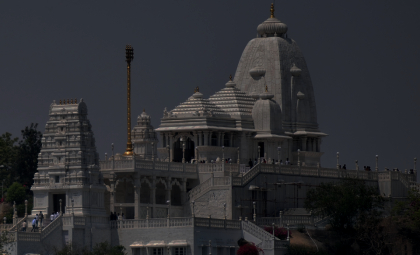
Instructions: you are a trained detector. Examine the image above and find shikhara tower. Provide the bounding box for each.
[31,99,106,218]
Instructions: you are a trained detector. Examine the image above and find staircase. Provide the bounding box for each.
[241,220,288,255]
[188,176,231,202]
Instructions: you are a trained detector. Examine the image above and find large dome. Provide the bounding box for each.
[234,6,320,134]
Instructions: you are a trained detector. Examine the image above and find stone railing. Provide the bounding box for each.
[194,217,241,229]
[100,159,198,174]
[242,220,279,241]
[40,214,62,239]
[256,214,323,227]
[188,176,231,201]
[232,163,417,187]
[9,217,27,232]
[110,217,193,229]
[0,224,13,232]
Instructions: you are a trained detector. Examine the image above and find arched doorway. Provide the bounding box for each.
[173,137,195,162]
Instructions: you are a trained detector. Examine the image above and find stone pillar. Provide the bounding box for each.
[301,137,307,151]
[181,178,187,205]
[168,135,173,162]
[110,174,116,213]
[221,132,225,147]
[151,176,156,218]
[204,131,210,146]
[134,176,141,219]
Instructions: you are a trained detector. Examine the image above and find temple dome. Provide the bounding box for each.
[257,17,288,37]
[256,3,287,37]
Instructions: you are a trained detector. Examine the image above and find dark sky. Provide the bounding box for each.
[1,1,420,179]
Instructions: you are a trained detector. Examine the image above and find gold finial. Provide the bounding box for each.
[67,99,70,104]
[195,86,199,93]
[229,74,232,81]
[63,99,66,105]
[143,108,145,112]
[75,98,77,104]
[265,85,268,92]
[59,100,62,105]
[270,3,275,18]
[71,99,73,104]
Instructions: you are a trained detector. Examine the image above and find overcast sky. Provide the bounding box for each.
[1,0,419,179]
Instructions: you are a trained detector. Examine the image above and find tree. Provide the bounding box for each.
[13,123,42,188]
[0,132,18,186]
[392,190,420,253]
[6,182,26,204]
[305,178,385,231]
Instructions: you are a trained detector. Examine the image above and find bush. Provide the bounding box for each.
[263,226,289,240]
[6,182,26,204]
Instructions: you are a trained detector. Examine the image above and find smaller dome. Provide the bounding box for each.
[225,75,236,88]
[193,92,203,99]
[249,65,266,77]
[260,92,274,100]
[257,3,288,37]
[290,63,302,77]
[297,91,305,100]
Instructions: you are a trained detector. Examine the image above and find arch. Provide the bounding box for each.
[115,178,134,203]
[171,185,182,206]
[140,182,151,204]
[155,182,167,204]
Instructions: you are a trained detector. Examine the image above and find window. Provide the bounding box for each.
[152,248,163,255]
[174,247,186,255]
[55,176,60,183]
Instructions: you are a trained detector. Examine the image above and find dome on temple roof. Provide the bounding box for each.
[256,3,287,37]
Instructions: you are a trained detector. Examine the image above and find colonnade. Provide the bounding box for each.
[108,174,187,219]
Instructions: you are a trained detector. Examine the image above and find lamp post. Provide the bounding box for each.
[414,157,417,176]
[146,206,149,220]
[24,200,28,217]
[277,147,281,169]
[297,149,300,166]
[253,201,256,222]
[105,153,108,160]
[222,146,225,162]
[59,199,62,215]
[272,222,275,240]
[3,217,6,224]
[191,201,195,217]
[258,146,261,163]
[237,147,240,164]
[375,155,379,172]
[336,152,340,169]
[209,240,212,255]
[223,203,226,220]
[355,160,359,170]
[166,145,170,162]
[111,143,114,158]
[167,200,171,218]
[287,224,290,241]
[71,199,74,215]
[195,147,199,162]
[152,142,155,161]
[13,201,16,219]
[181,138,186,163]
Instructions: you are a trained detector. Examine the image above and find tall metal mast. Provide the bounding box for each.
[124,45,134,156]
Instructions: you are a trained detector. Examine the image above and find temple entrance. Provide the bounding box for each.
[53,194,66,214]
[258,142,265,158]
[173,137,195,162]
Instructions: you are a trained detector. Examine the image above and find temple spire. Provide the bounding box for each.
[270,3,275,18]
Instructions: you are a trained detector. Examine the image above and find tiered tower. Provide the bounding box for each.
[132,109,158,159]
[31,99,106,217]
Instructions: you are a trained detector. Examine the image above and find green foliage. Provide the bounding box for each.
[0,132,18,190]
[6,182,26,204]
[13,123,42,187]
[287,244,330,255]
[392,190,420,252]
[304,178,385,231]
[54,242,126,255]
[0,124,42,191]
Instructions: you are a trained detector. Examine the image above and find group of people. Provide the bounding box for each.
[109,212,124,221]
[20,211,61,232]
[248,158,291,168]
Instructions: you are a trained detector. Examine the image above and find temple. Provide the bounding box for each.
[2,4,418,255]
